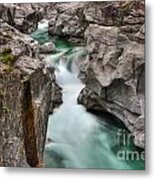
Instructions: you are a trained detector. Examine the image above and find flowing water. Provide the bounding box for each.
[31,21,145,170]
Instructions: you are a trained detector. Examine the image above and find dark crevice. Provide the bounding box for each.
[88,108,129,130]
[21,81,39,167]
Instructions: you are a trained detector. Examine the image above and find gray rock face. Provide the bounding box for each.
[77,1,145,149]
[48,2,88,44]
[0,22,62,167]
[48,1,144,44]
[0,3,44,33]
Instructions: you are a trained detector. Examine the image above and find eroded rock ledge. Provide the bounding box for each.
[78,23,145,149]
[48,1,144,44]
[48,1,145,148]
[80,2,145,149]
[0,22,62,167]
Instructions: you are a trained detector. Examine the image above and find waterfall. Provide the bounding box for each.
[44,57,131,169]
[31,21,145,170]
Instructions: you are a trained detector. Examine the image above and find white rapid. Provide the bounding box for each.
[44,57,130,169]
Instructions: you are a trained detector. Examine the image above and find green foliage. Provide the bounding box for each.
[0,48,16,66]
[0,89,5,98]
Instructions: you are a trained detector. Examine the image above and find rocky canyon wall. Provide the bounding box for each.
[0,8,62,166]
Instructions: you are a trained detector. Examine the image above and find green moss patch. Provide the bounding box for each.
[0,89,5,98]
[0,48,16,66]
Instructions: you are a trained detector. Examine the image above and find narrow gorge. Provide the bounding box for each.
[0,1,145,169]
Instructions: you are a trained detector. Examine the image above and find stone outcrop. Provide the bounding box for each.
[0,3,44,33]
[39,42,56,54]
[48,2,88,45]
[78,24,145,148]
[77,1,145,149]
[48,1,144,44]
[0,22,62,167]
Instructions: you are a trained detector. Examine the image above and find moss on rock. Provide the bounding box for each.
[0,48,16,66]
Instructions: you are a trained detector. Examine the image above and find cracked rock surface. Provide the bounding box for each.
[0,22,62,167]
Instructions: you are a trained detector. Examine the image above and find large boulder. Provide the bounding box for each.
[48,2,88,44]
[39,42,56,54]
[0,22,62,167]
[77,1,145,149]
